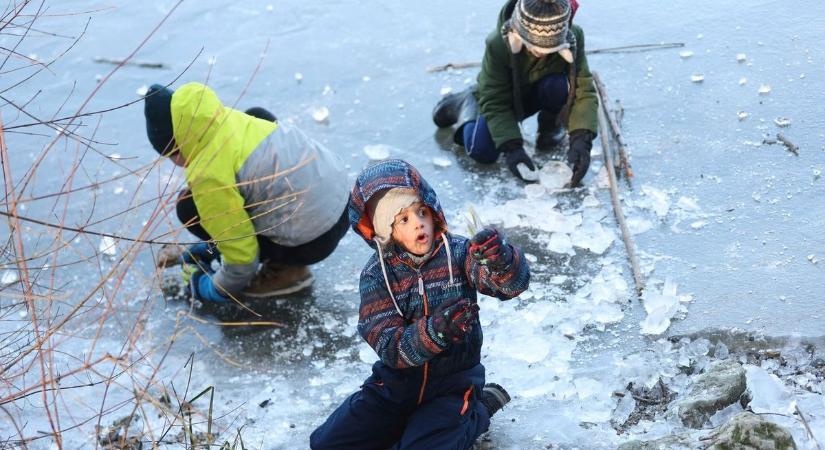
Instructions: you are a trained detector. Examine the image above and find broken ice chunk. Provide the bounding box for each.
[690,220,707,229]
[517,163,539,182]
[294,72,303,82]
[758,84,772,95]
[676,196,700,212]
[679,50,694,59]
[594,167,610,189]
[640,278,690,335]
[440,86,452,96]
[736,53,747,63]
[99,236,117,257]
[538,161,573,190]
[773,117,791,127]
[737,111,749,121]
[690,74,705,83]
[432,156,452,168]
[548,233,575,256]
[582,195,600,208]
[1,270,19,286]
[524,183,546,199]
[571,221,615,255]
[738,77,747,86]
[136,85,149,96]
[363,144,392,161]
[311,106,330,122]
[641,185,670,218]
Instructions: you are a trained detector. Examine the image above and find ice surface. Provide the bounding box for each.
[538,161,573,190]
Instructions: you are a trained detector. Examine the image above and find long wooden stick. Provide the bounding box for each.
[597,96,645,297]
[593,71,633,179]
[427,42,686,73]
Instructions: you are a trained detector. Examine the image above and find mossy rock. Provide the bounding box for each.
[709,412,796,450]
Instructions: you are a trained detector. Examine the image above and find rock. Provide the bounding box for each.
[708,412,796,450]
[676,360,747,428]
[618,433,693,450]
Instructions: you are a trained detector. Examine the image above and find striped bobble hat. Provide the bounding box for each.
[512,0,571,53]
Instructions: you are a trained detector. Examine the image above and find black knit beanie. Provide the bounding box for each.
[144,84,175,155]
[512,0,570,50]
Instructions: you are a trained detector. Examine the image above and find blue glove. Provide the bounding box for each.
[180,242,220,267]
[188,269,229,304]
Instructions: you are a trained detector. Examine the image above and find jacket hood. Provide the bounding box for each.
[348,159,447,248]
[170,82,276,168]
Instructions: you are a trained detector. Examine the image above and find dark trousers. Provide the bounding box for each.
[310,362,490,450]
[463,72,569,163]
[175,190,349,266]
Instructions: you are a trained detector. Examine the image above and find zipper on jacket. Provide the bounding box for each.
[418,271,429,405]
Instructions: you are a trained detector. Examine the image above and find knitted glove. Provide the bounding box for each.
[470,227,514,272]
[500,139,536,181]
[567,129,595,187]
[187,269,229,304]
[428,298,479,345]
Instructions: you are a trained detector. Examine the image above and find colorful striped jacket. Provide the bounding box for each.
[349,159,530,377]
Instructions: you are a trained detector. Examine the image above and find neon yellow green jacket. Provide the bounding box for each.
[171,82,276,266]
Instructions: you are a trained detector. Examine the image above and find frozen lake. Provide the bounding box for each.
[1,0,823,448]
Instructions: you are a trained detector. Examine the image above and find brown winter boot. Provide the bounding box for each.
[156,243,186,268]
[242,262,314,298]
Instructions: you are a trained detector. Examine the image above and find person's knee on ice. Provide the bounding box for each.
[313,159,530,449]
[144,82,350,302]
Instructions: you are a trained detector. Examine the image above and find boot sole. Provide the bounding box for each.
[242,274,315,298]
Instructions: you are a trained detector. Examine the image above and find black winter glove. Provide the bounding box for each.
[500,139,536,181]
[469,227,513,272]
[428,298,479,345]
[567,129,595,187]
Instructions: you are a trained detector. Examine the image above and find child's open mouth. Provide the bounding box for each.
[416,233,428,243]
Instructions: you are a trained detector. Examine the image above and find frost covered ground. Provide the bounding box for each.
[1,0,823,449]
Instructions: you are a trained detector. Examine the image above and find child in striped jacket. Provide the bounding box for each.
[311,159,530,450]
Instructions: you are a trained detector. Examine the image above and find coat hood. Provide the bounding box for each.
[170,82,276,175]
[348,159,447,248]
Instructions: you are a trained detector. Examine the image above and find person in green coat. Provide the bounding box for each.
[432,0,598,186]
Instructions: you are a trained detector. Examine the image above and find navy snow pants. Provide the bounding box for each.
[310,362,491,450]
[462,72,569,163]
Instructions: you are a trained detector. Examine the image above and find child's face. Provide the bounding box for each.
[391,202,434,256]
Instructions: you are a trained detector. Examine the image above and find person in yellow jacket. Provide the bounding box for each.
[145,82,350,302]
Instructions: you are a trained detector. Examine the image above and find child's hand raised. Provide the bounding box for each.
[429,298,479,344]
[470,227,513,272]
